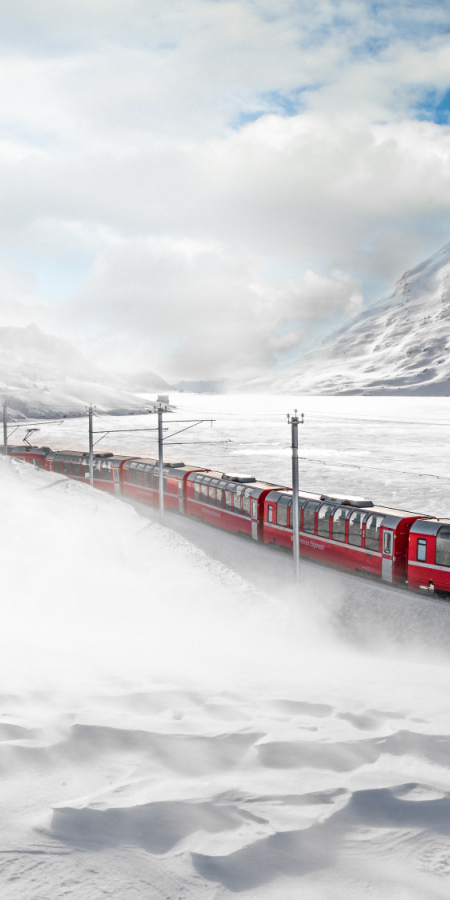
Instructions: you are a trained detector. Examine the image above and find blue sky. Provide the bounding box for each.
[1,0,450,379]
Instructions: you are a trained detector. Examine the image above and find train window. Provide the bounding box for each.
[234,492,242,514]
[63,461,72,476]
[209,487,216,505]
[34,458,45,470]
[365,514,384,551]
[194,482,200,500]
[225,489,234,512]
[216,488,223,508]
[303,501,318,534]
[201,484,208,502]
[71,461,82,477]
[332,507,348,542]
[348,510,365,546]
[416,538,427,562]
[277,499,288,528]
[436,526,450,567]
[267,504,273,524]
[102,465,112,481]
[113,468,120,483]
[383,531,392,555]
[251,499,258,519]
[53,459,64,474]
[242,490,251,517]
[317,503,334,538]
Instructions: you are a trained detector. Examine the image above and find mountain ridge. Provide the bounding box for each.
[253,242,450,395]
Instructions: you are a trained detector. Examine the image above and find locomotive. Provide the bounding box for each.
[5,443,449,599]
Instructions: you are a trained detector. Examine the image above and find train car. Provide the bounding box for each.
[121,458,207,512]
[47,450,128,494]
[186,470,285,539]
[263,489,426,584]
[407,519,450,597]
[7,445,52,469]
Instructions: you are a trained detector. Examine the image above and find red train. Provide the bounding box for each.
[6,443,449,599]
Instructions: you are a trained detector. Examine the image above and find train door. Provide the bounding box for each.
[112,467,120,496]
[178,480,183,513]
[382,529,394,582]
[251,498,258,540]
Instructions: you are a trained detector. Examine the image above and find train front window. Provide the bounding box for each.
[365,514,384,551]
[348,510,365,546]
[436,526,450,567]
[332,507,348,542]
[417,538,427,562]
[317,503,334,538]
[303,501,318,534]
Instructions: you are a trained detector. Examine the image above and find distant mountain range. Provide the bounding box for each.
[0,324,166,418]
[255,241,450,395]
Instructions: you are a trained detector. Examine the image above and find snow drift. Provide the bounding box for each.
[2,448,450,897]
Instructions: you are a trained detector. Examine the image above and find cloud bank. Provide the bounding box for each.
[0,1,450,378]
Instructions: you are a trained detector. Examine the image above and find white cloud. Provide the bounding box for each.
[0,1,449,378]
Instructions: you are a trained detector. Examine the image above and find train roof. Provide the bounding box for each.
[265,486,425,522]
[188,469,286,492]
[123,457,206,473]
[410,518,450,535]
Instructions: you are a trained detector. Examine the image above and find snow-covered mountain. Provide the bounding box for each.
[0,324,166,417]
[262,242,450,395]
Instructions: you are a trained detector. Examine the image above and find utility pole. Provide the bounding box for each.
[158,402,165,518]
[2,399,7,456]
[287,409,304,580]
[88,405,94,487]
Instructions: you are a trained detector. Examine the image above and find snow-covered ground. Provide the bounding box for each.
[4,393,450,898]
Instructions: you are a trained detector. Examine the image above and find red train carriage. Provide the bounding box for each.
[121,458,206,511]
[263,490,425,584]
[7,445,52,468]
[186,471,284,539]
[407,519,450,597]
[47,451,128,494]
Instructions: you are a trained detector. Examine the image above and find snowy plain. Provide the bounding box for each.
[3,392,450,899]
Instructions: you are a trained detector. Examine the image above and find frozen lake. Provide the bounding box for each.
[37,392,450,518]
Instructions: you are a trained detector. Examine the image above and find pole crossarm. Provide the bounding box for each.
[163,419,215,442]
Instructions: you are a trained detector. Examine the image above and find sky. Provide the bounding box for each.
[1,0,450,382]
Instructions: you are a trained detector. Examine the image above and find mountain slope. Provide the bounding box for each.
[264,242,450,395]
[0,324,164,417]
